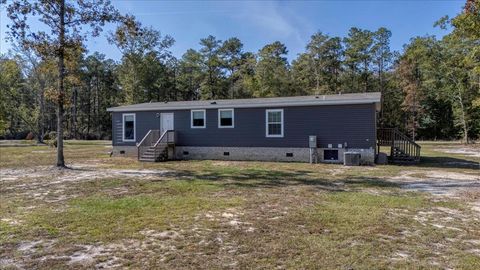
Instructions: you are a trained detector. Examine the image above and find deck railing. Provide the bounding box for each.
[137,130,176,161]
[377,128,421,163]
[153,130,176,147]
[137,130,161,160]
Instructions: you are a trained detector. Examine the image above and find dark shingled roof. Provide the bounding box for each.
[107,92,381,112]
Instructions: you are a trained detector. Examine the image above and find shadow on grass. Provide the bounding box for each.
[343,178,400,188]
[382,153,478,169]
[168,168,400,191]
[417,156,479,169]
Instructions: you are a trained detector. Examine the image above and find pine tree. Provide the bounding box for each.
[6,0,122,166]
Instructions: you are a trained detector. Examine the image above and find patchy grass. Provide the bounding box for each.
[0,140,111,168]
[0,140,479,269]
[26,180,238,243]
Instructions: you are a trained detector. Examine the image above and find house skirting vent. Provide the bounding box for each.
[172,146,374,164]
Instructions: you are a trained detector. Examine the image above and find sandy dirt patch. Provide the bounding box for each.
[0,165,172,183]
[326,168,347,176]
[436,147,480,158]
[67,244,121,267]
[470,201,480,214]
[385,205,479,267]
[9,233,182,268]
[0,164,174,203]
[391,170,479,198]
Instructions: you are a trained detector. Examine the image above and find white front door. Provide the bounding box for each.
[160,113,174,134]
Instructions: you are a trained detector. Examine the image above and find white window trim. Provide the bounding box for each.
[191,109,206,128]
[122,113,136,142]
[265,109,284,138]
[218,109,234,128]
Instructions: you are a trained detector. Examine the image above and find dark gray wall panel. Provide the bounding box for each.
[112,103,376,149]
[112,113,124,145]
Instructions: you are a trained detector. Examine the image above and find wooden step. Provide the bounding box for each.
[139,158,156,162]
[138,146,171,162]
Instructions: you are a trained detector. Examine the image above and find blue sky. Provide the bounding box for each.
[0,0,463,62]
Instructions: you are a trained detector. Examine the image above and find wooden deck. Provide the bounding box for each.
[377,128,421,164]
[137,130,176,162]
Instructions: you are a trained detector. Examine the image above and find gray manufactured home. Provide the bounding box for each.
[106,92,397,164]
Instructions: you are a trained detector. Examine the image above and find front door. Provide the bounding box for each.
[160,113,174,134]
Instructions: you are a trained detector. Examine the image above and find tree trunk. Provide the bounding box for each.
[56,0,66,167]
[95,72,99,137]
[314,64,319,94]
[350,65,356,91]
[378,62,383,124]
[412,113,416,141]
[457,92,469,143]
[209,68,215,99]
[333,68,339,94]
[230,67,235,99]
[364,59,368,92]
[87,81,91,137]
[71,87,77,139]
[36,82,45,144]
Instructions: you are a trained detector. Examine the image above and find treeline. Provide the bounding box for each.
[1,0,479,143]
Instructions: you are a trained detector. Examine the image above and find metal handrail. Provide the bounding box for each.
[137,130,175,161]
[137,130,153,147]
[153,130,175,148]
[377,128,421,162]
[153,130,168,148]
[137,129,161,160]
[394,129,420,148]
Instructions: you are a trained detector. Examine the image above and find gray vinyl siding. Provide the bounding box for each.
[112,103,376,149]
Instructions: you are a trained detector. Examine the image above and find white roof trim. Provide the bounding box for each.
[107,98,381,112]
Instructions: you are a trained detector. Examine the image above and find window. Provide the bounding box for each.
[266,109,284,137]
[122,113,135,142]
[191,110,206,128]
[218,109,234,128]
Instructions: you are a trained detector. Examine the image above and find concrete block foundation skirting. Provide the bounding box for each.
[176,146,375,164]
[112,146,137,157]
[112,145,375,164]
[346,148,375,165]
[175,146,311,162]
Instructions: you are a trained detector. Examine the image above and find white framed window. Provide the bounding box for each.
[191,109,206,128]
[122,113,136,142]
[218,109,234,128]
[266,109,284,138]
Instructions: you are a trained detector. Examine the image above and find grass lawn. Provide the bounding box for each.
[0,141,479,269]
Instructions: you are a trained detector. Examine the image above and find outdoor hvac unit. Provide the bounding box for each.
[344,152,360,166]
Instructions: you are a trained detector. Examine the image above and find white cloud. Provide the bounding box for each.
[233,1,312,56]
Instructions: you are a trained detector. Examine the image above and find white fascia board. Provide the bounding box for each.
[107,99,381,112]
